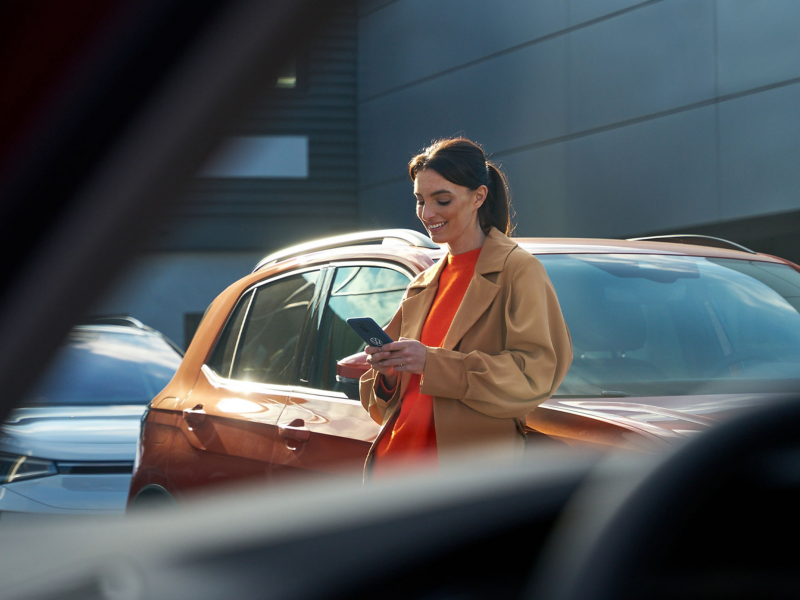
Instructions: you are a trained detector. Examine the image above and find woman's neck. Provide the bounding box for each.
[447,225,487,255]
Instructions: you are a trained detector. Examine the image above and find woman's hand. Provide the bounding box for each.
[365,338,428,389]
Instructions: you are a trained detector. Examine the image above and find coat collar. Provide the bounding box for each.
[408,227,518,290]
[404,227,519,350]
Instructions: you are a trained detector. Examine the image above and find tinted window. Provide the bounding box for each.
[541,254,800,397]
[313,265,409,391]
[231,271,319,385]
[206,290,253,378]
[25,328,182,406]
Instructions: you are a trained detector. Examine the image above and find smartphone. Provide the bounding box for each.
[347,317,394,348]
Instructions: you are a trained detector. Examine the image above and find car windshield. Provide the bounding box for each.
[23,328,182,406]
[541,254,800,397]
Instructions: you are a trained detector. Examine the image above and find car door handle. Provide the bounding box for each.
[182,404,206,424]
[279,418,310,442]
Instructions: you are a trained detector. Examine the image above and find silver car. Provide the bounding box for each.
[0,318,182,517]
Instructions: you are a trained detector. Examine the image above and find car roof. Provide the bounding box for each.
[71,321,184,356]
[252,233,790,279]
[72,324,158,336]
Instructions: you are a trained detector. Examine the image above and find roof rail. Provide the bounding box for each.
[627,234,756,254]
[253,229,439,272]
[82,315,151,330]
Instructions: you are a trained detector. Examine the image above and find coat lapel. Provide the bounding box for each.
[442,275,499,350]
[390,259,446,405]
[401,228,519,351]
[401,257,446,341]
[442,228,518,350]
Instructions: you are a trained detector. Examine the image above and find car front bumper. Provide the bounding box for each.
[0,472,132,515]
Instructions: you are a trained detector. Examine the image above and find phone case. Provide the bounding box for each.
[347,317,393,347]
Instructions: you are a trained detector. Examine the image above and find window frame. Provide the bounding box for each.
[297,266,335,385]
[303,260,414,394]
[204,266,325,386]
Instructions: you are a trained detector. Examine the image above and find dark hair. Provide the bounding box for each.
[408,137,514,235]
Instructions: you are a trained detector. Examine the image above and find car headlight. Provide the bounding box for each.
[0,452,57,484]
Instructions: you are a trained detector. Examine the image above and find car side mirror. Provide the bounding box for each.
[336,351,370,400]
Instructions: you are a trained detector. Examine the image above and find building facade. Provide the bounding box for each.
[99,0,800,347]
[358,0,800,257]
[95,0,360,346]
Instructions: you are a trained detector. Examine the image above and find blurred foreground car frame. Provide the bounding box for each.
[1,2,799,600]
[4,399,800,600]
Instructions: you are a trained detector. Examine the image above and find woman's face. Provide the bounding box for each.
[414,168,486,253]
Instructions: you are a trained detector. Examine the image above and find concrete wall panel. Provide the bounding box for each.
[569,0,715,133]
[359,0,568,100]
[361,179,422,231]
[719,82,800,220]
[160,214,355,254]
[568,0,650,27]
[495,143,568,237]
[359,0,396,17]
[358,0,800,248]
[564,106,718,238]
[94,253,263,348]
[359,35,568,188]
[717,0,800,95]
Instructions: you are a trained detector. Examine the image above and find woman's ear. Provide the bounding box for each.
[474,185,488,208]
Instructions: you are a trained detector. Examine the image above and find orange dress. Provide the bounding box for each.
[372,246,481,474]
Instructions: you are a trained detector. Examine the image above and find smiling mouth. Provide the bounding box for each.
[427,222,446,231]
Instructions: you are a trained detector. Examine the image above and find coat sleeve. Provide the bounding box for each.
[421,254,572,420]
[359,303,404,425]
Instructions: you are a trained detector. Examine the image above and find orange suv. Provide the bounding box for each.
[128,229,800,507]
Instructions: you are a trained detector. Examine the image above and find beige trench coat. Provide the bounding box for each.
[360,227,572,473]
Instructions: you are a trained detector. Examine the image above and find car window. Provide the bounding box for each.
[230,271,320,385]
[311,265,410,391]
[206,289,253,379]
[706,259,800,313]
[542,254,800,397]
[24,329,182,406]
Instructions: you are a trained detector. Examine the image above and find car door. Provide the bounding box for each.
[271,263,412,483]
[168,269,322,494]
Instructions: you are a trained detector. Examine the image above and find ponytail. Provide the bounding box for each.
[479,163,513,236]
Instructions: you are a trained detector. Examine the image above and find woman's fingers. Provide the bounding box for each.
[383,343,427,373]
[366,340,427,374]
[366,349,392,364]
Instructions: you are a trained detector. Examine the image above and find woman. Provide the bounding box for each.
[360,137,572,476]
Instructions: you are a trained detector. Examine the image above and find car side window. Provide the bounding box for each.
[230,270,320,385]
[312,265,410,391]
[206,289,253,379]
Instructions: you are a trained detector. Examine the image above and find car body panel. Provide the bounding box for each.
[159,367,290,497]
[132,407,178,496]
[552,392,796,433]
[0,473,133,513]
[271,387,380,484]
[524,405,669,453]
